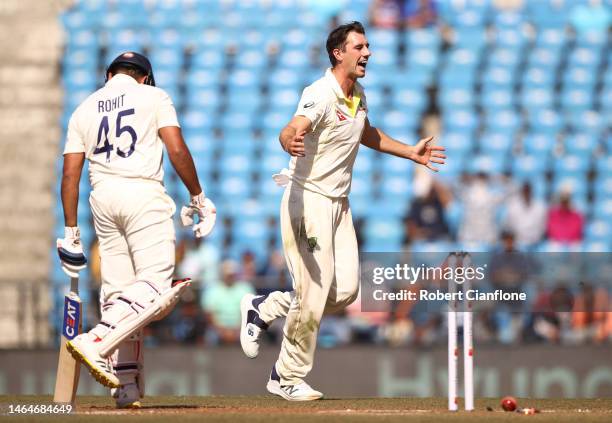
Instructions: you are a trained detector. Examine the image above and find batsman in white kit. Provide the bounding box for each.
[239,22,446,401]
[57,52,216,408]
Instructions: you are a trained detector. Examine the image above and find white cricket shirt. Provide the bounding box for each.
[287,68,368,198]
[63,74,179,188]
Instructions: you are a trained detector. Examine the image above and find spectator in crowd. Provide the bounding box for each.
[405,0,438,28]
[345,291,390,344]
[179,237,220,285]
[546,189,584,244]
[369,0,404,29]
[488,231,534,343]
[257,244,291,293]
[571,283,610,344]
[455,172,513,245]
[503,182,547,249]
[202,260,255,345]
[524,285,574,343]
[239,251,258,283]
[404,174,452,243]
[493,0,524,12]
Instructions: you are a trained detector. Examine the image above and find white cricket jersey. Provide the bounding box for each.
[287,68,368,198]
[63,74,179,189]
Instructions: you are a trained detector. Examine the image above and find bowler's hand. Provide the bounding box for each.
[284,130,306,157]
[412,136,446,172]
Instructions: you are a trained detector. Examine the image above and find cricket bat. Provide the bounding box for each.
[53,276,82,404]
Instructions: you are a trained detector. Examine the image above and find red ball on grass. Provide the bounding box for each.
[501,396,518,412]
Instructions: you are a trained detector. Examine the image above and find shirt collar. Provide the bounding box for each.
[325,68,364,100]
[106,73,139,86]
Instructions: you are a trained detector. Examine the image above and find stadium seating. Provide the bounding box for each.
[54,0,611,322]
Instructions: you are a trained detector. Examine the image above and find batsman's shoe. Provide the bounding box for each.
[114,383,142,409]
[266,366,323,401]
[66,334,120,388]
[240,294,269,359]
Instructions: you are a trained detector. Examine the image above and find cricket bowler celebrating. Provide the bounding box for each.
[240,22,446,400]
[57,52,215,408]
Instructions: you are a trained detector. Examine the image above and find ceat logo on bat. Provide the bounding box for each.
[62,297,80,340]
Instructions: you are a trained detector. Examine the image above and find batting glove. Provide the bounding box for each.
[180,192,217,238]
[57,226,87,278]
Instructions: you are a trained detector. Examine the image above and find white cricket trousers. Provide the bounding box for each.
[89,179,176,387]
[89,179,176,301]
[259,184,360,385]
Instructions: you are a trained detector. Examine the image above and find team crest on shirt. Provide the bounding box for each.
[336,110,347,122]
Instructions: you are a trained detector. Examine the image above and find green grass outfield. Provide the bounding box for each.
[1,396,611,422]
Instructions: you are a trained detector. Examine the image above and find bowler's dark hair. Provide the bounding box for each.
[326,21,366,67]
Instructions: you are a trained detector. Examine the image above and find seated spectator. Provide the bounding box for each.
[571,283,610,344]
[202,260,255,345]
[405,0,437,28]
[456,173,513,245]
[405,176,451,243]
[547,190,584,244]
[179,237,220,285]
[257,244,291,292]
[369,0,404,29]
[503,182,547,249]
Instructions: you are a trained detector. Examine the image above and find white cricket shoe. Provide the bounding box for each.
[113,383,142,409]
[266,366,323,401]
[240,294,268,359]
[66,333,120,388]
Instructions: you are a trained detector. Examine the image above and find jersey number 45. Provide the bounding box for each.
[94,108,137,162]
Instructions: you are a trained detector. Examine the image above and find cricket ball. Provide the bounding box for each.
[501,396,518,412]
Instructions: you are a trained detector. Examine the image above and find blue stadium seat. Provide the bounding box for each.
[560,88,593,113]
[564,134,598,155]
[480,89,514,109]
[481,67,514,88]
[378,175,413,201]
[220,111,253,131]
[234,50,268,70]
[528,46,562,68]
[405,27,441,49]
[443,109,479,132]
[442,131,475,155]
[489,48,522,69]
[595,156,612,177]
[594,177,612,204]
[439,87,475,110]
[363,217,403,252]
[527,109,563,134]
[479,131,515,154]
[522,66,556,89]
[221,129,258,155]
[568,47,602,68]
[585,220,611,243]
[484,109,521,133]
[191,50,225,70]
[553,154,590,175]
[493,28,529,48]
[182,110,214,132]
[267,69,302,90]
[568,110,604,135]
[380,110,420,137]
[186,69,223,89]
[520,88,554,112]
[380,154,414,177]
[406,48,440,74]
[269,89,300,111]
[185,87,221,112]
[592,198,612,220]
[522,132,557,155]
[467,153,508,174]
[453,28,488,49]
